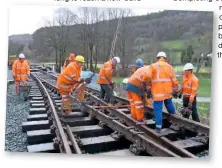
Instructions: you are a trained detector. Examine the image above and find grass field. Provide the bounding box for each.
[161,40,185,50]
[174,102,210,118]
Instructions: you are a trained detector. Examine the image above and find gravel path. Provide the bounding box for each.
[5,84,30,152]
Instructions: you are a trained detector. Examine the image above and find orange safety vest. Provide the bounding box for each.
[97,60,113,84]
[181,73,199,103]
[143,58,178,101]
[56,61,82,92]
[128,66,151,88]
[12,59,30,81]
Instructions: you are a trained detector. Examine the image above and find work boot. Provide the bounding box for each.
[155,127,161,134]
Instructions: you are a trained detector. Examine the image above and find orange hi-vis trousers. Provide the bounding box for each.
[60,91,72,114]
[127,91,150,121]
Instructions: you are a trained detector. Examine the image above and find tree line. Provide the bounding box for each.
[8,8,213,74]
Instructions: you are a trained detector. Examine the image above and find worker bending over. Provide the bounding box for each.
[178,63,200,122]
[143,51,179,133]
[62,53,75,71]
[97,57,121,103]
[56,55,91,114]
[12,53,30,94]
[126,66,151,122]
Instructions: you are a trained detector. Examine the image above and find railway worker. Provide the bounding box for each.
[126,66,151,122]
[178,63,200,122]
[130,59,144,75]
[97,57,121,104]
[62,53,75,71]
[56,55,92,114]
[12,53,30,94]
[142,51,179,133]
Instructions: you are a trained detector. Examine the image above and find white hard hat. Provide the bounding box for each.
[19,53,25,59]
[122,78,128,84]
[113,57,120,64]
[183,63,194,71]
[156,51,166,58]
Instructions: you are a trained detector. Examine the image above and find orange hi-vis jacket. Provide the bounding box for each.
[12,59,30,81]
[97,60,113,84]
[181,73,199,103]
[56,61,82,92]
[143,58,178,101]
[128,66,151,89]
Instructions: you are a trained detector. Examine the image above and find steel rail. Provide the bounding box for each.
[37,72,181,157]
[32,73,72,154]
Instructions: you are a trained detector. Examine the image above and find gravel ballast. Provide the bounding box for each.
[5,83,30,152]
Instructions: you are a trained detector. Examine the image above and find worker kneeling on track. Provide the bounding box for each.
[143,51,179,133]
[177,63,200,122]
[126,66,152,123]
[56,55,92,114]
[12,53,30,94]
[97,57,121,104]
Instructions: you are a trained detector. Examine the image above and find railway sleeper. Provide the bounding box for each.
[29,108,47,115]
[80,135,131,154]
[30,100,45,104]
[27,114,48,121]
[32,97,44,101]
[98,149,135,156]
[27,129,55,145]
[172,139,209,155]
[70,125,113,138]
[30,103,45,108]
[22,120,51,132]
[62,117,98,127]
[27,142,58,153]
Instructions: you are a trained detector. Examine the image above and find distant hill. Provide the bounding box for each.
[9,34,32,45]
[8,10,213,65]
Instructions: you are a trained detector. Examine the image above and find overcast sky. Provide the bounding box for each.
[8,5,161,36]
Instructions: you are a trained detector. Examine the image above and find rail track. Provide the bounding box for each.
[21,69,210,158]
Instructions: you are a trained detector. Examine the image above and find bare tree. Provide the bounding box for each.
[116,9,132,75]
[77,7,103,71]
[45,8,77,72]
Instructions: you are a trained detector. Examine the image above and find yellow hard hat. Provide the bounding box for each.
[75,55,85,63]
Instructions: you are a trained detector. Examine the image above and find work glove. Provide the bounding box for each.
[84,78,92,84]
[188,102,193,110]
[79,78,84,83]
